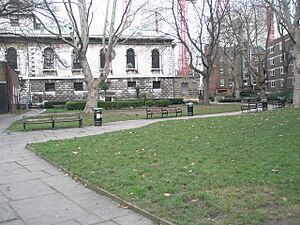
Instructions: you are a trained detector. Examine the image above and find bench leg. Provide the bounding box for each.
[52,121,55,130]
[23,123,26,131]
[79,119,82,128]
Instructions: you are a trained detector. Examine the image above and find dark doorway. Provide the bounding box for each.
[0,83,8,114]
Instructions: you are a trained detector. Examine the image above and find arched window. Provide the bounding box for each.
[43,47,54,69]
[151,49,160,69]
[126,48,135,69]
[72,49,81,69]
[6,47,18,70]
[100,48,106,69]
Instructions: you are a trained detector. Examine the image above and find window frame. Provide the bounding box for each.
[270,81,276,88]
[220,78,225,87]
[153,81,161,89]
[43,47,55,70]
[45,83,55,92]
[126,48,136,71]
[6,47,18,70]
[127,81,136,89]
[74,82,84,91]
[151,49,160,70]
[72,49,82,70]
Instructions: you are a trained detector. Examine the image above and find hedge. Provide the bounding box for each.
[218,98,241,103]
[65,99,173,110]
[44,101,67,109]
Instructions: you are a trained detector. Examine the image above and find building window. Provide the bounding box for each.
[270,46,275,54]
[126,48,135,70]
[278,43,282,51]
[280,54,285,62]
[43,47,54,69]
[229,80,234,87]
[220,78,225,86]
[74,82,83,91]
[253,55,258,61]
[219,68,224,73]
[151,49,160,69]
[270,58,275,65]
[6,47,18,70]
[271,81,276,88]
[10,18,19,27]
[271,69,275,76]
[127,81,136,89]
[45,83,55,92]
[100,48,106,69]
[153,81,161,89]
[280,67,284,74]
[72,49,81,69]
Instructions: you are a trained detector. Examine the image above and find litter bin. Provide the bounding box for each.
[261,98,268,111]
[94,107,102,126]
[187,102,193,116]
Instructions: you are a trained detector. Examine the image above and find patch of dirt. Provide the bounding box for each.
[263,216,300,225]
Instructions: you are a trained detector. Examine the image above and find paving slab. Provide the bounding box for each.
[0,203,18,223]
[0,179,56,201]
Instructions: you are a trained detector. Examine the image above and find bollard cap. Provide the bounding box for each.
[187,102,193,106]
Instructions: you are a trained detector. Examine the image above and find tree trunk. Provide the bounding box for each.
[293,4,300,107]
[234,80,241,99]
[84,79,101,113]
[79,54,100,114]
[203,75,210,105]
[293,42,300,107]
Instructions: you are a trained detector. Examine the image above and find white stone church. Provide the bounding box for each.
[0,2,199,107]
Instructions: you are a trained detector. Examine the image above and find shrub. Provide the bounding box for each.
[44,101,67,109]
[219,98,241,103]
[168,98,184,105]
[66,102,86,110]
[240,89,257,97]
[98,100,144,109]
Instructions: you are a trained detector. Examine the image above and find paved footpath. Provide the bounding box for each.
[0,110,242,225]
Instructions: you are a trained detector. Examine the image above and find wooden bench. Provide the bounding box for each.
[162,107,182,117]
[241,103,258,113]
[146,107,167,118]
[272,100,285,108]
[23,112,82,130]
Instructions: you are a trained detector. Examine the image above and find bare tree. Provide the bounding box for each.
[170,0,229,104]
[32,0,135,113]
[223,0,270,96]
[265,0,300,107]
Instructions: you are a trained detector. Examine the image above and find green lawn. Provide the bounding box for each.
[8,103,241,132]
[29,108,300,225]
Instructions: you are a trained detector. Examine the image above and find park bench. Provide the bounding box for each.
[241,103,258,113]
[272,100,285,108]
[23,112,82,130]
[162,106,182,117]
[146,107,167,118]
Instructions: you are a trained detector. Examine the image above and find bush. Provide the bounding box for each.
[168,98,184,105]
[240,89,257,98]
[66,102,86,110]
[219,98,241,103]
[65,99,172,111]
[98,100,144,109]
[44,101,67,109]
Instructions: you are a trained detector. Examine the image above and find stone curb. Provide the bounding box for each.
[26,144,176,225]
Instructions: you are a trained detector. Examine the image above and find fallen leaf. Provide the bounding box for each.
[118,204,129,209]
[72,151,78,155]
[164,193,171,197]
[272,169,279,173]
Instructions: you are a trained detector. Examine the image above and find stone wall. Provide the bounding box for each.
[29,76,200,104]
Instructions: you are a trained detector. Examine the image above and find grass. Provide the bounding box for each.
[29,108,300,225]
[8,103,241,132]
